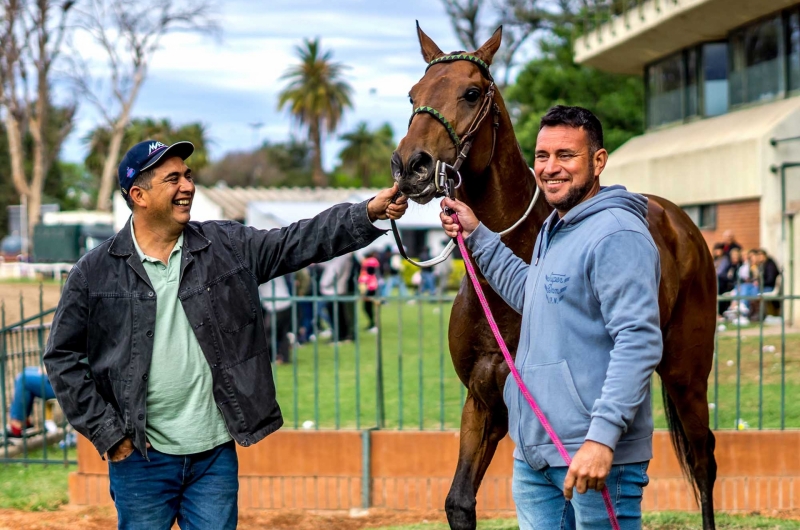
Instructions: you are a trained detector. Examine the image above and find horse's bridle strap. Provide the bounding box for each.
[410,106,461,147]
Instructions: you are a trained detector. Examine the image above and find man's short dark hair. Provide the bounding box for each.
[539,105,604,154]
[124,168,156,210]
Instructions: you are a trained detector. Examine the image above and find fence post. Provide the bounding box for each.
[375,301,385,429]
[361,428,376,509]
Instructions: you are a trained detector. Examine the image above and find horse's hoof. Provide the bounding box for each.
[445,496,477,530]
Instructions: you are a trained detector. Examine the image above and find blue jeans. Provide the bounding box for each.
[419,271,436,295]
[10,367,55,421]
[382,275,408,297]
[512,458,649,530]
[108,441,238,530]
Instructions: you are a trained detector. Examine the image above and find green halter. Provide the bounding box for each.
[409,54,495,148]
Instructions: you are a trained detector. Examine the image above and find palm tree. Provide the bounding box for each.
[85,118,211,204]
[338,122,395,187]
[278,39,353,187]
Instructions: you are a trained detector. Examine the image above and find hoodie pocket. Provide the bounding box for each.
[518,360,591,446]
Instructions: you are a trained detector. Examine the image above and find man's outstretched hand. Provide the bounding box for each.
[440,197,479,239]
[368,183,409,221]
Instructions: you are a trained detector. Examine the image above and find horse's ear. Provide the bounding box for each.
[474,26,502,66]
[416,21,444,64]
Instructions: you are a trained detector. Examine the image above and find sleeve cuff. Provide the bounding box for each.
[465,223,499,255]
[90,407,128,457]
[585,416,624,451]
[352,199,388,241]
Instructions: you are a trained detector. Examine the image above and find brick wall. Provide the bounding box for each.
[700,199,760,252]
[71,430,800,512]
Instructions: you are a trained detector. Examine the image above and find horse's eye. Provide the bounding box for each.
[409,96,413,106]
[464,89,481,103]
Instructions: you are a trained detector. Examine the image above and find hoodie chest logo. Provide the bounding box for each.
[544,273,570,304]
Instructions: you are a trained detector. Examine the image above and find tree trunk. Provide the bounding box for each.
[96,119,128,212]
[310,120,327,187]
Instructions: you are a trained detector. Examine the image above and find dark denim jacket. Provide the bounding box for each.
[44,200,384,457]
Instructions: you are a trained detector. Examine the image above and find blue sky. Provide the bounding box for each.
[62,0,472,171]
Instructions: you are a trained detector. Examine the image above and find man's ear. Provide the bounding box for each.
[593,148,609,177]
[129,187,147,209]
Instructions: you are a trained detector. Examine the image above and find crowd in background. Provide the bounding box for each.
[257,245,450,364]
[713,230,782,325]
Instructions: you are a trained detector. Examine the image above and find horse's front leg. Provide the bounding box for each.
[445,369,508,530]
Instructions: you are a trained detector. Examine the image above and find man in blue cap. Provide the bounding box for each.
[44,140,408,529]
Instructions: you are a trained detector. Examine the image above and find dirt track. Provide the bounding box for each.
[0,507,462,529]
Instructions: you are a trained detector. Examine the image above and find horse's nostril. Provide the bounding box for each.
[391,152,403,179]
[408,151,433,176]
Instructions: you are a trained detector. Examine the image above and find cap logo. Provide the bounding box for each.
[126,167,135,179]
[148,141,167,155]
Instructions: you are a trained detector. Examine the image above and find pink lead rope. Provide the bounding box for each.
[450,212,621,529]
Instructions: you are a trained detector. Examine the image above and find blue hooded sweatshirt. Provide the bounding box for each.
[466,185,662,469]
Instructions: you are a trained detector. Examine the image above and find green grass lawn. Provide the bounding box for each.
[273,298,800,431]
[0,444,77,511]
[376,513,800,529]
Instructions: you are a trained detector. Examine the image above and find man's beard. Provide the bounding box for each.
[545,160,596,213]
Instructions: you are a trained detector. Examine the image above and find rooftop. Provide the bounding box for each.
[574,0,798,75]
[197,185,382,221]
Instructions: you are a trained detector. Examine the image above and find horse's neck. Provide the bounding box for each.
[458,111,551,259]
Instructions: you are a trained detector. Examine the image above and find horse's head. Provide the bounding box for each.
[392,23,503,204]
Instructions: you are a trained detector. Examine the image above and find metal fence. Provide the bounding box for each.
[2,277,799,465]
[0,285,74,465]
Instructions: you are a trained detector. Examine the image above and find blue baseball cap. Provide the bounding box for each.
[118,140,194,196]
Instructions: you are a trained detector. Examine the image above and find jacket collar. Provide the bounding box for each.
[109,216,211,258]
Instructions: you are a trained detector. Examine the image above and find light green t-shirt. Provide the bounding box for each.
[131,223,231,454]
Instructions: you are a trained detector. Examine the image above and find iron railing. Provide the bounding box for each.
[2,273,798,465]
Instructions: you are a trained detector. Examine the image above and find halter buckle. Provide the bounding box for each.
[434,160,462,196]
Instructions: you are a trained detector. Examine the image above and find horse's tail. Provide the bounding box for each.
[661,385,700,502]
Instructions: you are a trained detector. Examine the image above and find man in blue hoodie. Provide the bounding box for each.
[440,106,662,529]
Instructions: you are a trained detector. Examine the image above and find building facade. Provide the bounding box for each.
[575,0,800,313]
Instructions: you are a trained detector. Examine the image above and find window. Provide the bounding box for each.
[686,48,699,118]
[730,16,784,105]
[789,9,800,91]
[702,43,729,117]
[647,53,685,128]
[683,204,717,231]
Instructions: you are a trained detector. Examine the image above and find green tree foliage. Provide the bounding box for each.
[335,122,395,188]
[278,39,353,187]
[200,138,314,188]
[84,118,211,198]
[507,29,644,160]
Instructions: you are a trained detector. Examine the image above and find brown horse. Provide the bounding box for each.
[391,24,718,530]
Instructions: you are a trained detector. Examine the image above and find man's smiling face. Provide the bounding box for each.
[533,125,606,217]
[134,156,195,229]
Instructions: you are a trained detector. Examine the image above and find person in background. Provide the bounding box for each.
[381,246,408,298]
[359,251,381,333]
[6,367,55,438]
[259,276,293,364]
[721,230,741,256]
[418,247,437,296]
[320,253,355,342]
[293,268,314,344]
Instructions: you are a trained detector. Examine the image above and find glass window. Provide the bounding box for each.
[730,16,784,105]
[682,204,717,231]
[686,48,699,117]
[790,10,800,91]
[702,43,729,116]
[647,53,685,128]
